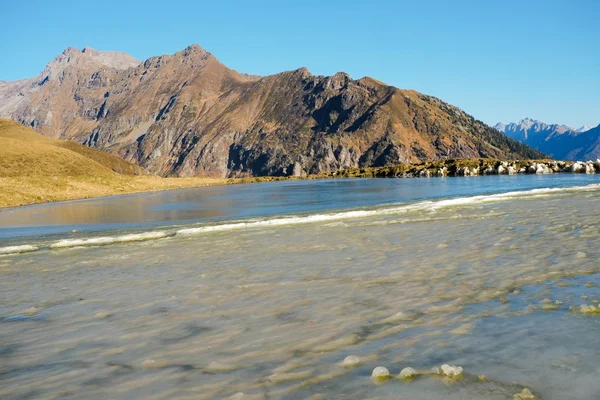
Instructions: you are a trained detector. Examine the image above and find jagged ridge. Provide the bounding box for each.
[0,45,545,177]
[495,118,600,160]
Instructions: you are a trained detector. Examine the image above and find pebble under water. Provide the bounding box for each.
[1,181,600,399]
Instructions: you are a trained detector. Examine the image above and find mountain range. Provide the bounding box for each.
[494,118,600,161]
[0,45,544,177]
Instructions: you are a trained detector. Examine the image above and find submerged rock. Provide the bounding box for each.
[579,304,600,314]
[267,370,313,384]
[514,388,536,399]
[342,355,361,367]
[21,307,39,316]
[94,311,111,319]
[205,361,239,373]
[540,303,558,311]
[141,359,168,369]
[378,311,417,324]
[540,299,558,311]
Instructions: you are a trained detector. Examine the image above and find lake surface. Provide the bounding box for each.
[2,175,600,399]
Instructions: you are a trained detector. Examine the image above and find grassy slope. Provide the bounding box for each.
[0,119,143,177]
[0,119,237,207]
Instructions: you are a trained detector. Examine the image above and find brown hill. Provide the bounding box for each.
[0,119,143,177]
[0,45,545,177]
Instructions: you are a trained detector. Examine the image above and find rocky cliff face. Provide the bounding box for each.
[0,45,545,177]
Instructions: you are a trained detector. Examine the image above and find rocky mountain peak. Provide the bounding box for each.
[39,46,139,84]
[493,122,506,131]
[62,47,82,56]
[517,117,543,130]
[295,67,312,78]
[174,44,212,60]
[182,44,208,55]
[39,48,91,83]
[164,44,217,70]
[80,46,139,70]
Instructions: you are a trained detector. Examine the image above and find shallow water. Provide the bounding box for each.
[2,176,600,399]
[1,174,598,239]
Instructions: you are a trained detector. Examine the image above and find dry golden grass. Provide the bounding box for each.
[0,174,298,208]
[0,175,233,208]
[0,119,144,177]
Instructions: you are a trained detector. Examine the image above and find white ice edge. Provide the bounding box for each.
[49,231,168,249]
[176,184,600,236]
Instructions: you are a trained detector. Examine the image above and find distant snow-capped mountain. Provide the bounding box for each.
[494,118,600,160]
[493,117,571,142]
[575,125,593,133]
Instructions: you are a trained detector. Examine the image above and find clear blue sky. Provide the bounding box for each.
[2,0,598,128]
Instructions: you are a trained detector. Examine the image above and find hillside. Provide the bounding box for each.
[0,119,143,176]
[495,118,600,160]
[0,45,545,178]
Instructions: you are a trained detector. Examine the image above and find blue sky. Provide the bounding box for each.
[1,0,598,128]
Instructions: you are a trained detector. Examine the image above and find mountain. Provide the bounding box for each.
[575,125,593,133]
[548,124,600,161]
[494,118,600,160]
[494,117,572,142]
[0,45,545,177]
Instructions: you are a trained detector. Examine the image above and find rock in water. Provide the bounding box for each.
[579,304,599,314]
[22,307,39,316]
[342,355,361,367]
[440,364,464,377]
[399,367,417,379]
[141,359,168,369]
[94,311,111,319]
[513,388,536,399]
[371,366,390,379]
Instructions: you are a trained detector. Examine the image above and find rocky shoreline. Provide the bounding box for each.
[325,159,600,179]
